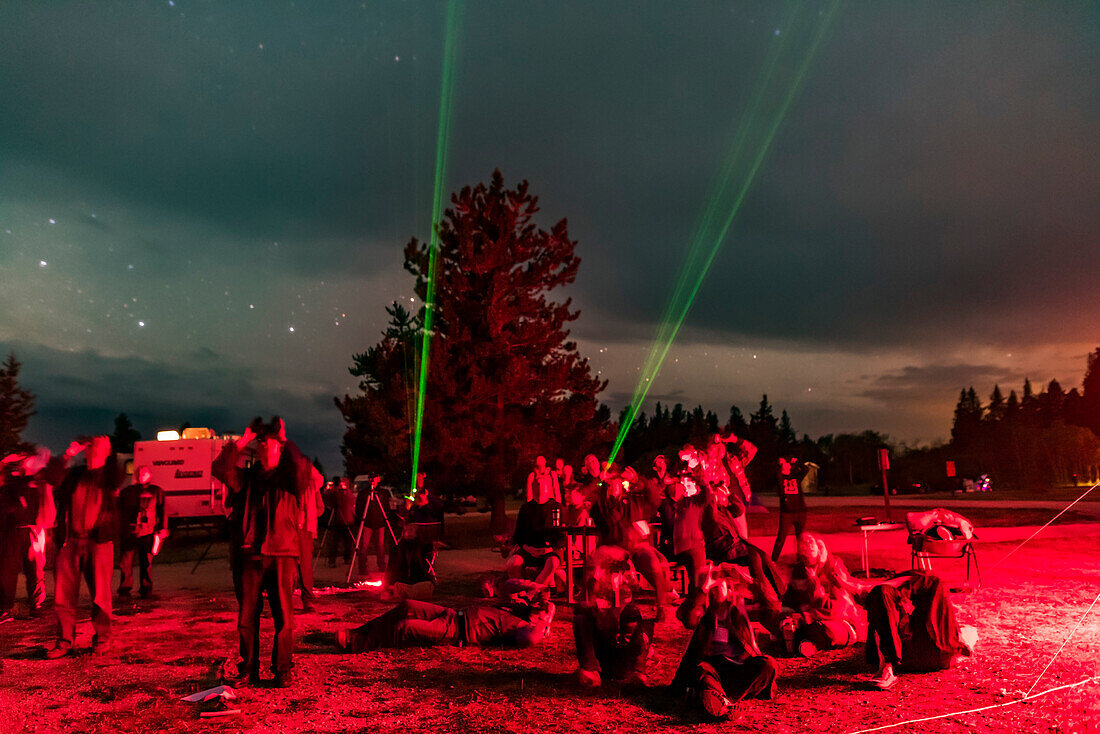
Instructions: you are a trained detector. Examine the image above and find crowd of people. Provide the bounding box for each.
[0,421,977,720]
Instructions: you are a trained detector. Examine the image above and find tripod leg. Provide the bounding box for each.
[191,538,214,575]
[313,510,333,574]
[346,517,368,585]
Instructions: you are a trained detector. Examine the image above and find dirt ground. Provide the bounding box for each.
[1,511,1098,733]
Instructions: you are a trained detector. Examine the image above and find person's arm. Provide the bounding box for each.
[552,473,561,503]
[738,439,757,467]
[513,603,555,647]
[212,428,253,493]
[525,472,534,502]
[155,485,169,537]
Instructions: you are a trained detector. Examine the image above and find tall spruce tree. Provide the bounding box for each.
[0,352,36,456]
[338,172,609,530]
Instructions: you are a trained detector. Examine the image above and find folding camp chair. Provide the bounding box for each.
[906,509,981,587]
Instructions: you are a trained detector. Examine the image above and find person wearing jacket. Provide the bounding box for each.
[0,448,58,622]
[212,417,310,687]
[296,461,324,612]
[116,464,168,599]
[48,435,120,658]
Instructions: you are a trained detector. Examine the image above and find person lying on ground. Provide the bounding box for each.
[779,534,866,657]
[864,570,977,690]
[574,551,654,688]
[335,584,555,652]
[671,576,778,722]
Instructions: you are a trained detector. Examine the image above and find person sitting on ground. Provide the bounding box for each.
[671,576,779,721]
[382,521,436,601]
[336,581,555,652]
[505,476,565,587]
[864,570,977,690]
[779,534,866,657]
[574,553,653,689]
[589,467,671,621]
[526,455,562,503]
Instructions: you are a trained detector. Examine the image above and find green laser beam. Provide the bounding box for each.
[607,0,842,467]
[410,0,462,498]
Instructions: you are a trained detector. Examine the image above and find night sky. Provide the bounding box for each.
[1,2,1097,473]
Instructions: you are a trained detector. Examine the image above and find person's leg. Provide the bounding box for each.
[733,513,749,541]
[0,529,19,614]
[792,511,807,542]
[865,584,903,669]
[267,556,296,677]
[89,541,113,645]
[572,606,601,673]
[137,535,154,597]
[53,540,80,647]
[357,528,373,575]
[505,553,525,579]
[535,554,561,587]
[631,545,670,615]
[22,529,47,613]
[117,535,136,595]
[675,545,708,628]
[372,527,388,573]
[771,512,793,562]
[395,607,458,647]
[620,606,653,677]
[799,620,857,652]
[717,655,778,701]
[297,531,316,610]
[237,556,264,678]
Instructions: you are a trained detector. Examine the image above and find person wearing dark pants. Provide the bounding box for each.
[0,449,58,622]
[117,465,167,598]
[238,554,297,677]
[49,436,120,658]
[355,476,390,575]
[336,594,555,652]
[864,571,974,690]
[573,602,653,688]
[212,417,310,688]
[771,457,808,562]
[672,580,778,721]
[325,477,357,567]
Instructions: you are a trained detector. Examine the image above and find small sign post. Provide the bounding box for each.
[878,448,892,522]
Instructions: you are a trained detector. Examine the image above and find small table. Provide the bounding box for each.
[560,526,600,604]
[858,523,905,578]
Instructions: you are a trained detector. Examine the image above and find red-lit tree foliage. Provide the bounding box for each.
[337,172,611,529]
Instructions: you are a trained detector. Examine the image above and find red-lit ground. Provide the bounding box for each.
[1,505,1098,733]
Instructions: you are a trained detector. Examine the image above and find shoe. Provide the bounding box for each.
[28,607,42,619]
[301,604,316,613]
[45,643,72,659]
[797,639,818,658]
[622,671,648,688]
[117,588,131,597]
[701,688,733,720]
[92,639,111,655]
[0,611,14,625]
[335,628,350,651]
[780,616,798,654]
[576,668,601,688]
[271,671,293,688]
[139,589,152,600]
[871,664,898,690]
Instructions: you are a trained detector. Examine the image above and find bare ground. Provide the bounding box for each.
[1,513,1099,733]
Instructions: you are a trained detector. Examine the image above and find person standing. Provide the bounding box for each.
[212,417,310,687]
[296,461,324,612]
[0,448,58,622]
[355,475,391,575]
[49,435,120,658]
[716,433,756,539]
[771,457,808,562]
[325,477,356,567]
[117,465,168,599]
[526,456,562,503]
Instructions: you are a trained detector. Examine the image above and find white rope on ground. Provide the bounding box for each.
[1024,587,1100,697]
[985,480,1100,573]
[845,674,1100,734]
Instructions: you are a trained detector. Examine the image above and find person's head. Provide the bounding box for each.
[583,453,601,477]
[797,533,824,567]
[566,486,585,508]
[652,455,667,476]
[779,456,797,476]
[554,457,564,472]
[85,435,112,470]
[135,465,153,485]
[416,472,426,490]
[534,455,547,471]
[20,447,51,476]
[534,475,554,503]
[706,440,727,462]
[678,444,699,470]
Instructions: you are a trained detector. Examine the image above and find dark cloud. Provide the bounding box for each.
[0,2,1095,460]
